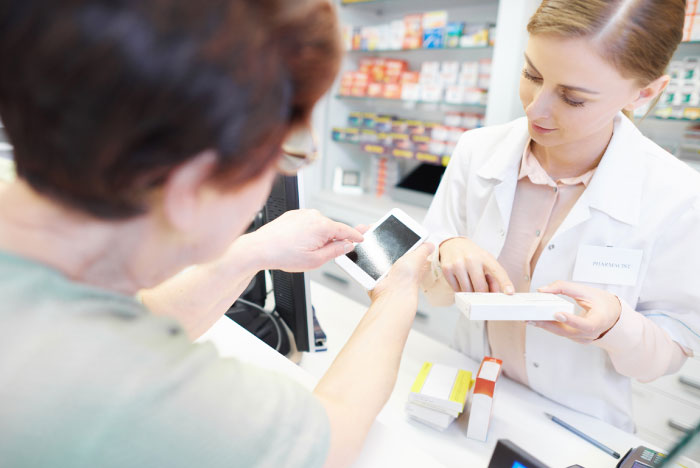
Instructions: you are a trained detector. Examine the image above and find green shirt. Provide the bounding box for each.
[0,250,330,467]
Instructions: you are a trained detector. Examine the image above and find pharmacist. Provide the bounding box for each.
[422,0,700,431]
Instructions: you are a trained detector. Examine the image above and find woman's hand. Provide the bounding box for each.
[245,209,364,273]
[439,237,514,294]
[370,242,435,304]
[532,281,622,343]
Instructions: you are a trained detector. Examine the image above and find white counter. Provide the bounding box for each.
[200,281,650,468]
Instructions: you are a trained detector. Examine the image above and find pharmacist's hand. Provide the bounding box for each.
[439,237,514,294]
[370,243,435,303]
[532,281,622,344]
[250,209,364,272]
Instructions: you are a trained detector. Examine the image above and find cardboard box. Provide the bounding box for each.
[383,83,402,99]
[403,14,423,49]
[455,292,574,321]
[460,23,490,47]
[445,22,464,48]
[405,402,455,431]
[408,362,472,416]
[421,84,444,102]
[466,357,502,442]
[422,10,447,49]
[401,83,421,101]
[444,85,465,104]
[390,20,405,50]
[441,61,460,86]
[459,61,479,87]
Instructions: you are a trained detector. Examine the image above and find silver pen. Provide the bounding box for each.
[545,412,621,459]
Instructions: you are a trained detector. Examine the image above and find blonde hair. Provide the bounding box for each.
[527,0,685,119]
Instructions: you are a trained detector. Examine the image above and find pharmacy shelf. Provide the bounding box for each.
[648,115,700,122]
[333,138,450,167]
[346,45,492,54]
[336,95,487,110]
[340,0,494,10]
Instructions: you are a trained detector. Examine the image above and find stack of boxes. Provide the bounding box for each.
[415,59,490,104]
[341,10,493,52]
[405,357,503,441]
[339,58,408,99]
[369,157,397,198]
[406,362,473,431]
[339,58,491,106]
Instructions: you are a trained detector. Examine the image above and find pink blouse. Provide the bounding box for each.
[488,143,595,385]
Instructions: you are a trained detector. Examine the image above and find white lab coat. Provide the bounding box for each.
[423,113,700,431]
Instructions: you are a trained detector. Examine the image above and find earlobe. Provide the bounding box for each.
[161,150,218,233]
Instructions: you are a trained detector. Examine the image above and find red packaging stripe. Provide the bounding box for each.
[473,378,496,397]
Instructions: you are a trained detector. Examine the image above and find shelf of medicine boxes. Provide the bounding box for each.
[335,94,487,111]
[339,0,497,11]
[332,133,452,167]
[346,44,493,54]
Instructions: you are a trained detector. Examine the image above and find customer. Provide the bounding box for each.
[0,1,432,466]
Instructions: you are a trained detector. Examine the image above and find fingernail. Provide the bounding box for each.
[344,242,354,253]
[555,313,567,323]
[505,286,515,294]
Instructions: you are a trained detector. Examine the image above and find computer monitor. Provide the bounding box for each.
[226,173,319,355]
[263,173,317,353]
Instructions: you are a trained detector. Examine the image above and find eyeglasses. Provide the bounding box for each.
[277,126,319,175]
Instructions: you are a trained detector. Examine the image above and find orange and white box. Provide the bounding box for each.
[466,357,502,442]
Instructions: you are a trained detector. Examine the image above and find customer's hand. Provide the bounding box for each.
[370,243,435,303]
[439,237,514,294]
[248,209,364,272]
[532,281,622,343]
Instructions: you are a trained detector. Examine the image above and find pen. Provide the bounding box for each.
[545,412,621,459]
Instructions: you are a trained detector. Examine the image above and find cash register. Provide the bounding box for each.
[487,420,699,468]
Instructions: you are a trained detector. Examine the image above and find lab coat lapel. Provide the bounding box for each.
[473,119,529,256]
[551,113,643,242]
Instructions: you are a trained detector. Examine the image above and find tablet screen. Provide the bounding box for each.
[346,214,421,280]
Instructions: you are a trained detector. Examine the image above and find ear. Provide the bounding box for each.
[624,74,670,111]
[161,150,218,233]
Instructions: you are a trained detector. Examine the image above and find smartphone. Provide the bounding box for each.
[335,208,429,290]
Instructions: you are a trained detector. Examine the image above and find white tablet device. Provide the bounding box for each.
[335,208,429,290]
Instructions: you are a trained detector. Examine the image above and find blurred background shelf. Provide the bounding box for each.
[347,45,493,54]
[336,94,487,110]
[340,0,497,11]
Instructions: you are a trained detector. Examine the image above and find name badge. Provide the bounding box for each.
[572,245,643,286]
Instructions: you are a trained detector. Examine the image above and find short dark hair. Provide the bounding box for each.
[0,0,341,218]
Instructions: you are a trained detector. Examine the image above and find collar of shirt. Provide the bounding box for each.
[518,140,596,188]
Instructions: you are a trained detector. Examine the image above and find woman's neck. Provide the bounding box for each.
[531,120,614,180]
[0,180,151,295]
